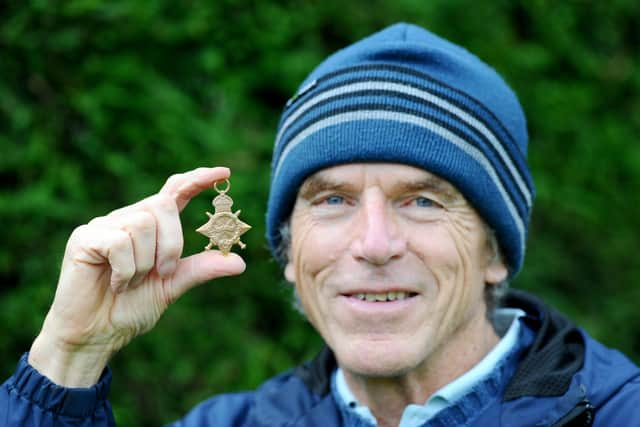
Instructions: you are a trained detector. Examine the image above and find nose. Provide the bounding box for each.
[350,195,406,265]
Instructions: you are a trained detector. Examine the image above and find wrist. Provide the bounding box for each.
[28,331,114,388]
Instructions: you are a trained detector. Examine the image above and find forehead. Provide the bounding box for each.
[298,163,462,202]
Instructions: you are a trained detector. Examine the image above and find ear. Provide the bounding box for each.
[284,261,296,284]
[484,257,508,285]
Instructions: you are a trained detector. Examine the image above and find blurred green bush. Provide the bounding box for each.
[1,1,638,425]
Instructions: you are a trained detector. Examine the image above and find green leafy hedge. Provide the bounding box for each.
[1,1,638,425]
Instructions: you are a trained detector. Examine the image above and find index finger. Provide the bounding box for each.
[159,167,231,212]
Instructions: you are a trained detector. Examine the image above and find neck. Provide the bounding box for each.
[342,314,499,427]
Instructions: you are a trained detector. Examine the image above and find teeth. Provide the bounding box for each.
[354,292,412,302]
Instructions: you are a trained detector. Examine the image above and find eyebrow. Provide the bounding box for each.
[298,175,354,200]
[298,173,461,204]
[393,177,460,204]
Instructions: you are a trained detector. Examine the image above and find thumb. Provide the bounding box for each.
[168,251,246,301]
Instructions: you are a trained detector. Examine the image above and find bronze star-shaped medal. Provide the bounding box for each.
[196,179,251,254]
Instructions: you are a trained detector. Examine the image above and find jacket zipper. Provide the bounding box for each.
[552,400,594,427]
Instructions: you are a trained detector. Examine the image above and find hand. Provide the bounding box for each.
[28,167,246,387]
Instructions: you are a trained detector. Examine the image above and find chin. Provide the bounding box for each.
[334,338,424,378]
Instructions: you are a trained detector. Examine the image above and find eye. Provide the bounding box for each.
[312,194,347,206]
[310,193,352,218]
[324,195,345,205]
[400,195,444,222]
[413,196,435,207]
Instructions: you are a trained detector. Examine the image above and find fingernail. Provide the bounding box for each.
[235,257,247,274]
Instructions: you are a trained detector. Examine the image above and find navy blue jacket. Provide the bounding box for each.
[3,291,640,426]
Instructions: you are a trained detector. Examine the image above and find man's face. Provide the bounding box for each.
[285,163,507,378]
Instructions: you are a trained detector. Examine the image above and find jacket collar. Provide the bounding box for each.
[501,289,585,400]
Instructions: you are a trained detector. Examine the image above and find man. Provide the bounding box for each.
[2,23,639,427]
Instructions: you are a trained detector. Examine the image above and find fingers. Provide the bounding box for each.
[69,224,137,294]
[141,194,182,278]
[160,167,230,212]
[85,211,156,292]
[92,194,182,282]
[102,167,229,279]
[72,167,235,293]
[122,211,157,286]
[151,166,230,275]
[106,230,136,293]
[167,251,246,303]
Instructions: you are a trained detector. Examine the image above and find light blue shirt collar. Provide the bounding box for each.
[333,308,526,427]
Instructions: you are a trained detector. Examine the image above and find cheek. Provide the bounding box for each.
[290,217,351,280]
[437,216,490,308]
[444,213,488,270]
[409,224,461,275]
[289,222,344,330]
[412,218,486,298]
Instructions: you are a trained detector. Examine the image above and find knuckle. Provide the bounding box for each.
[193,167,210,175]
[68,223,103,247]
[149,193,177,212]
[158,232,183,263]
[137,261,155,276]
[132,210,156,231]
[66,225,90,253]
[121,262,136,279]
[164,173,183,188]
[87,216,108,227]
[111,229,133,252]
[69,224,90,239]
[163,241,183,261]
[136,253,156,274]
[113,262,135,281]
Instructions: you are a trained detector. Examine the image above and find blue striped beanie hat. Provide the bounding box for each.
[266,23,535,276]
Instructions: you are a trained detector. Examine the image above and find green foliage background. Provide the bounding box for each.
[1,1,638,425]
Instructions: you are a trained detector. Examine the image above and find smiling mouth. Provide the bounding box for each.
[348,291,418,302]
